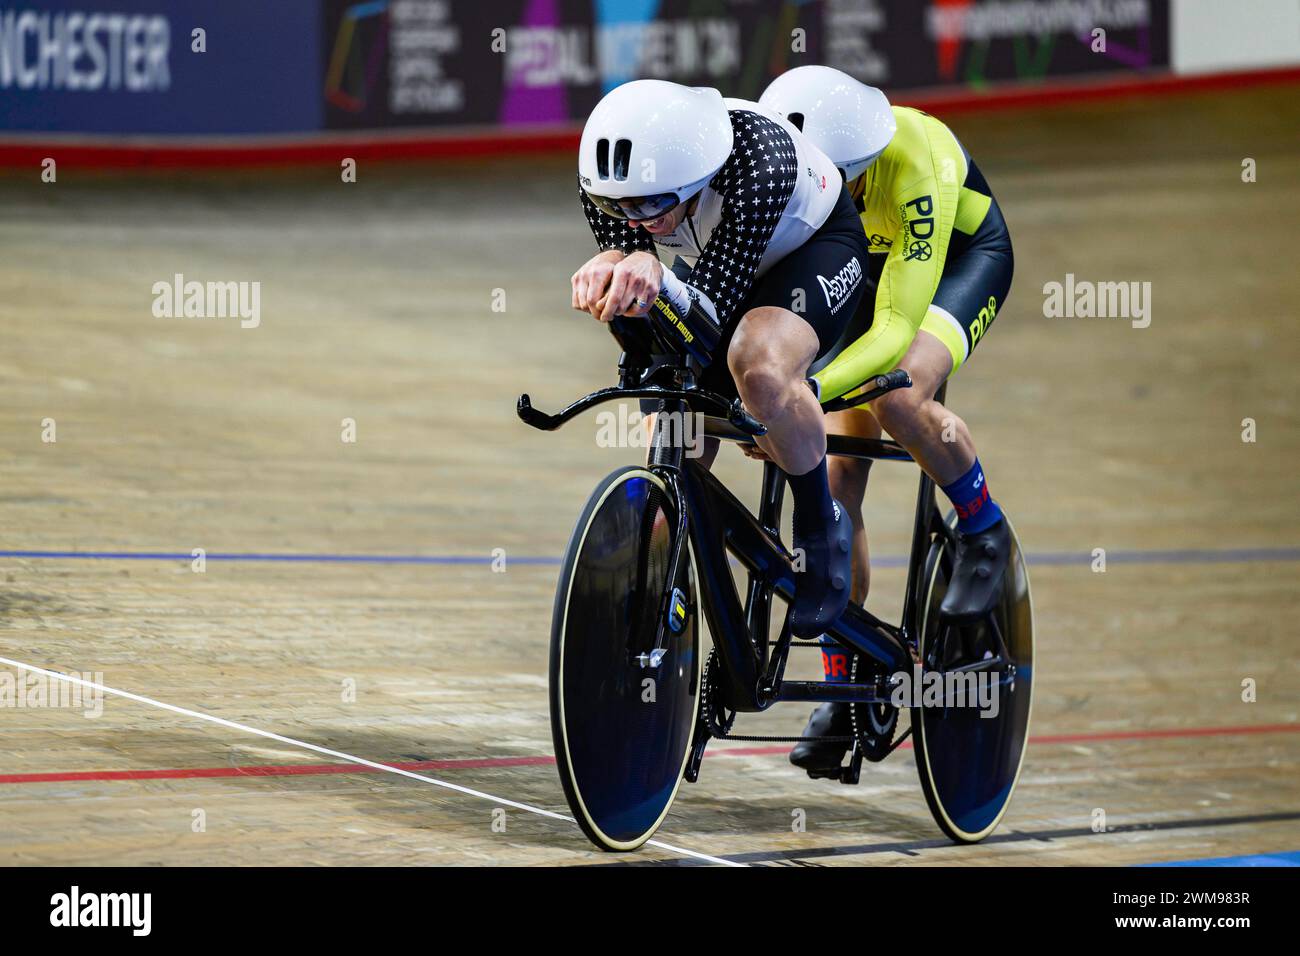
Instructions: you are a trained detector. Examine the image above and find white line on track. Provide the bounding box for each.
[0,655,743,868]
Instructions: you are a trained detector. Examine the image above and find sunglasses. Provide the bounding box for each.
[585,190,685,222]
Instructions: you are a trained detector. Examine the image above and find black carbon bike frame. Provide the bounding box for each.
[518,316,952,717]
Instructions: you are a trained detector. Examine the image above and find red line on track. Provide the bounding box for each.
[2,66,1298,170]
[0,723,1294,786]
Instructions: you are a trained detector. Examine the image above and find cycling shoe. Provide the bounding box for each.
[789,702,854,778]
[790,499,852,639]
[939,518,1011,623]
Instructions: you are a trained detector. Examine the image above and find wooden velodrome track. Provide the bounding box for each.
[1,84,1297,867]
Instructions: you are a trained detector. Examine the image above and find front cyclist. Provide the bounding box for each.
[758,66,1016,776]
[571,79,871,637]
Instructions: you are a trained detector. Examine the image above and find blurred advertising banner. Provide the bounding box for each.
[0,0,322,133]
[826,0,1169,88]
[322,0,1169,131]
[1,0,1169,135]
[321,0,825,130]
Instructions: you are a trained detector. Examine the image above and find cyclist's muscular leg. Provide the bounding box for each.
[740,407,878,602]
[870,329,1009,622]
[728,306,852,638]
[824,407,879,604]
[727,307,824,472]
[867,330,969,484]
[788,407,878,778]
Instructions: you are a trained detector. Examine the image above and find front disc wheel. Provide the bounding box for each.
[549,467,699,851]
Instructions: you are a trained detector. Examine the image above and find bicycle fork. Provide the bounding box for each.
[635,398,694,673]
[633,468,692,671]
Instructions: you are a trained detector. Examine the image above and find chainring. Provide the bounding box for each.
[701,648,736,737]
[849,652,899,762]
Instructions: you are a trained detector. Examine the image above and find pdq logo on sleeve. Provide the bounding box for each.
[0,9,170,91]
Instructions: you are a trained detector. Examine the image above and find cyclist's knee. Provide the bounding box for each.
[872,387,930,442]
[729,350,796,423]
[731,363,788,422]
[728,308,816,374]
[729,310,818,420]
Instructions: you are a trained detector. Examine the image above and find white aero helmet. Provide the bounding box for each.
[759,65,895,182]
[579,80,733,221]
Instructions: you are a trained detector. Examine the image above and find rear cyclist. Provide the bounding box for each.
[758,66,1016,776]
[571,79,871,637]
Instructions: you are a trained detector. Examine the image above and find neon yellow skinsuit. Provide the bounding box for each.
[812,106,1006,403]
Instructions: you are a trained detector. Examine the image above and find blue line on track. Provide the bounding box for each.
[1140,850,1300,867]
[0,550,559,565]
[1030,547,1300,565]
[0,547,1297,566]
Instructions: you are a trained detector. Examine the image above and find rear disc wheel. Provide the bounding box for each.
[912,513,1034,843]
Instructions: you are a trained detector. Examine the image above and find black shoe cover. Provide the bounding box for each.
[939,518,1011,623]
[789,702,854,778]
[790,499,852,639]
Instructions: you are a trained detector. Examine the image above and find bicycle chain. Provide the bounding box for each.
[849,651,898,757]
[700,648,736,737]
[700,647,860,744]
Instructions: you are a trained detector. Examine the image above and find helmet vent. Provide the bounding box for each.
[612,139,632,181]
[788,111,805,131]
[595,138,610,179]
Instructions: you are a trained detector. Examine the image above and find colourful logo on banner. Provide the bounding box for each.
[499,0,661,125]
[325,0,389,112]
[929,0,1155,85]
[594,0,661,94]
[501,0,567,125]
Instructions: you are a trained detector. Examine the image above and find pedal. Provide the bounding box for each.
[837,739,865,785]
[804,765,843,781]
[684,724,709,783]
